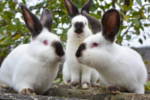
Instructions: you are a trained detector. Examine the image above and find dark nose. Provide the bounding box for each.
[52,41,65,57]
[75,43,86,58]
[74,22,84,34]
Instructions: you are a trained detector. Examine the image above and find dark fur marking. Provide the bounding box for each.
[81,0,92,14]
[64,0,92,19]
[40,9,53,32]
[76,43,86,58]
[107,86,120,94]
[82,11,101,34]
[21,4,43,38]
[52,41,65,57]
[74,22,84,34]
[102,9,120,42]
[64,0,79,19]
[71,81,80,87]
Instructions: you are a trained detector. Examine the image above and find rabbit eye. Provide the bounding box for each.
[43,40,48,45]
[91,43,98,48]
[85,22,86,25]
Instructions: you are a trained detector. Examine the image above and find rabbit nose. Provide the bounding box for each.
[76,43,86,58]
[74,22,84,34]
[52,41,65,57]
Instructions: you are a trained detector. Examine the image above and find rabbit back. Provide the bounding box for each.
[0,44,29,87]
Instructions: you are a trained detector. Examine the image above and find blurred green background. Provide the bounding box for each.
[0,0,150,66]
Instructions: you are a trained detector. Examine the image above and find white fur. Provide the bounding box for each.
[0,28,65,94]
[77,33,147,94]
[63,15,99,87]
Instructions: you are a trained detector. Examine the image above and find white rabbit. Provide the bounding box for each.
[76,9,147,94]
[0,5,65,95]
[62,0,99,88]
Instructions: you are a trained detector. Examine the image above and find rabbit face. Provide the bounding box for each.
[64,0,93,40]
[72,15,88,35]
[76,33,111,65]
[68,15,91,40]
[76,9,120,65]
[21,5,65,63]
[28,29,65,62]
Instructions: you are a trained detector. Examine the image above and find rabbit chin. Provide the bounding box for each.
[67,29,92,42]
[76,34,82,38]
[76,56,89,67]
[57,56,65,62]
[76,57,82,63]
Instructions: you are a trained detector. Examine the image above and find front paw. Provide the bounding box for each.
[64,80,71,85]
[1,83,9,89]
[91,83,100,87]
[19,88,36,95]
[82,82,90,89]
[71,81,79,87]
[107,86,120,94]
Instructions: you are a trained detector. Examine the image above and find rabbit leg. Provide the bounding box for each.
[133,84,144,94]
[91,69,100,87]
[19,88,36,95]
[63,62,71,85]
[70,68,80,87]
[81,66,92,89]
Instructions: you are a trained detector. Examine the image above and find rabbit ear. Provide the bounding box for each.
[64,0,79,19]
[81,0,92,14]
[40,9,53,32]
[101,9,120,42]
[82,10,101,34]
[21,4,43,38]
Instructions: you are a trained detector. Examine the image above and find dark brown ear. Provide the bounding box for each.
[82,10,101,34]
[40,9,53,32]
[102,9,120,42]
[64,0,79,19]
[21,4,43,38]
[81,0,92,14]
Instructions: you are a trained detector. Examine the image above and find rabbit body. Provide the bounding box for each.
[63,16,99,87]
[76,9,147,94]
[63,0,99,88]
[78,33,147,93]
[0,5,65,95]
[0,29,63,94]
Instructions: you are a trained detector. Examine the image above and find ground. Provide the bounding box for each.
[0,82,150,100]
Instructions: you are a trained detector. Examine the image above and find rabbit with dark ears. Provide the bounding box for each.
[76,9,147,94]
[0,5,65,95]
[62,0,99,88]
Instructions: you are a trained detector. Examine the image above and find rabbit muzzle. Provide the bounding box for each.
[75,43,86,58]
[74,22,84,34]
[52,41,65,58]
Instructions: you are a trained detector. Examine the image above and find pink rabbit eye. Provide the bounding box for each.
[43,40,48,45]
[91,43,98,48]
[85,22,86,25]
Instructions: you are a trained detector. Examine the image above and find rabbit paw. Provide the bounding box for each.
[1,83,9,89]
[64,80,70,85]
[71,81,79,87]
[91,83,100,87]
[82,82,90,89]
[107,86,120,94]
[20,88,36,95]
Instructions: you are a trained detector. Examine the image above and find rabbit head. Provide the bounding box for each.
[75,9,120,65]
[64,0,93,40]
[21,5,65,63]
